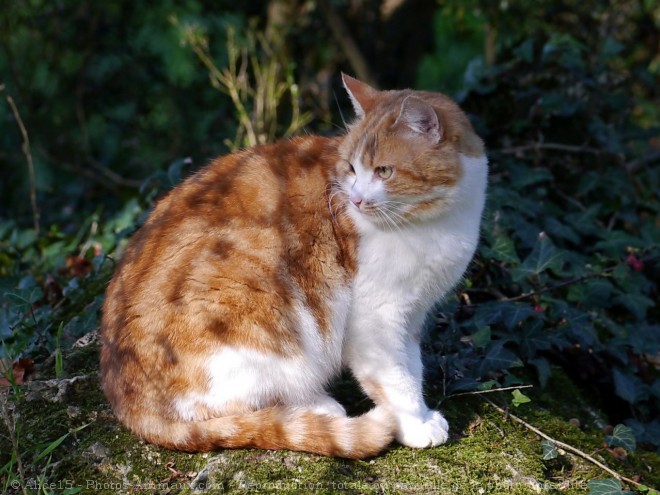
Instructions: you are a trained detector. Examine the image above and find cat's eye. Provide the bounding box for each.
[375,166,393,180]
[346,162,355,174]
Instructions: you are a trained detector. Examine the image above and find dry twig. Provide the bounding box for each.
[2,84,40,236]
[316,0,377,87]
[447,384,534,399]
[483,396,644,489]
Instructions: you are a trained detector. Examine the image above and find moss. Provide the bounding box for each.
[2,347,659,494]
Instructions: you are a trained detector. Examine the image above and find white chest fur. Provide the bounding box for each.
[350,154,488,326]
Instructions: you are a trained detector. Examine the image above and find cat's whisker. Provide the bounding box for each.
[374,209,391,233]
[381,202,414,228]
[382,206,407,224]
[375,206,405,235]
[327,184,349,223]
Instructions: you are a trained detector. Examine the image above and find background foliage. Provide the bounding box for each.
[1,0,659,490]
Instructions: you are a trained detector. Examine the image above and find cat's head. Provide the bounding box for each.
[334,74,485,227]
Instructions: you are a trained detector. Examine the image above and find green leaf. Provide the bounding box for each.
[544,217,580,244]
[514,320,552,360]
[614,293,655,321]
[483,234,520,264]
[509,165,554,189]
[511,233,564,282]
[478,341,523,376]
[471,302,503,329]
[587,478,629,495]
[593,231,644,256]
[606,424,636,453]
[567,279,617,308]
[554,303,598,348]
[530,357,551,387]
[477,380,499,391]
[511,389,531,407]
[613,368,649,404]
[470,326,491,348]
[4,287,44,313]
[33,423,90,463]
[541,439,557,460]
[500,303,538,330]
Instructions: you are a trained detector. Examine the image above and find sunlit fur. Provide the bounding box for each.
[100,75,487,459]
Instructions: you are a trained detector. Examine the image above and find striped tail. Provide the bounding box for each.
[131,406,395,459]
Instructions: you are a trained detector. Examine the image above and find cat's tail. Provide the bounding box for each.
[131,406,395,459]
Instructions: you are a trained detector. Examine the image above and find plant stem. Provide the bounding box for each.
[447,384,534,399]
[2,85,40,236]
[464,253,659,308]
[0,393,29,495]
[482,396,643,489]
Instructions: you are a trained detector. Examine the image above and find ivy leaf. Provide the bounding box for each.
[471,302,503,329]
[529,357,552,387]
[553,302,598,348]
[625,419,660,449]
[478,341,523,376]
[511,233,564,282]
[508,163,554,189]
[518,320,552,358]
[613,368,649,404]
[613,293,655,321]
[500,303,538,330]
[511,389,532,407]
[446,378,482,395]
[470,326,491,348]
[4,287,43,313]
[593,231,644,256]
[482,234,520,264]
[587,478,632,495]
[477,380,499,391]
[541,439,558,460]
[544,216,580,244]
[565,205,602,237]
[606,424,636,453]
[567,279,617,308]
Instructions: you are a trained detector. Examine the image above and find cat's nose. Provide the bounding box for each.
[350,194,363,208]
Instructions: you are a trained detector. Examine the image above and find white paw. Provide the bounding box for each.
[396,410,449,448]
[310,396,347,417]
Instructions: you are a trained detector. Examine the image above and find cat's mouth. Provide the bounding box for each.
[350,199,413,226]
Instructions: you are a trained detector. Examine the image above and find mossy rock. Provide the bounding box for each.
[1,340,658,495]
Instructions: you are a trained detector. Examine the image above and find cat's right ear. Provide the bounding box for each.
[342,73,378,118]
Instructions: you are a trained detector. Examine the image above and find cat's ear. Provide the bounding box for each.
[342,73,378,118]
[395,96,442,144]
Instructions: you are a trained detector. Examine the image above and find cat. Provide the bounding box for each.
[100,74,488,459]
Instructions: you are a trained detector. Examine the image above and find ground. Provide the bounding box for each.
[1,335,658,495]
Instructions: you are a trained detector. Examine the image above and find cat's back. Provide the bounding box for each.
[101,135,356,404]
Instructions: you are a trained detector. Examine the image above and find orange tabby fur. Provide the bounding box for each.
[100,75,486,458]
[100,136,388,457]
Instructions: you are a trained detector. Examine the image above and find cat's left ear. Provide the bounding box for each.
[395,96,442,144]
[342,73,378,118]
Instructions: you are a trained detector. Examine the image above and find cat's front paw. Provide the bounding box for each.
[396,410,449,448]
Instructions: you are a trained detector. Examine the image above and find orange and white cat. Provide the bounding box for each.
[100,74,487,459]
